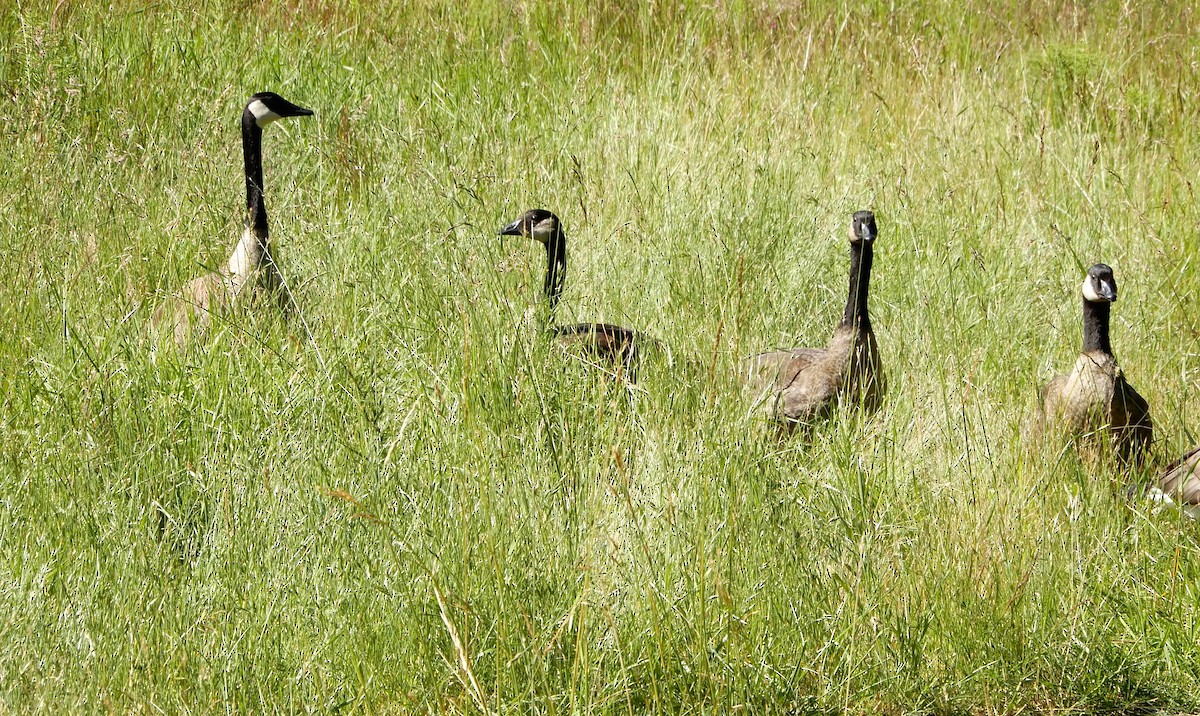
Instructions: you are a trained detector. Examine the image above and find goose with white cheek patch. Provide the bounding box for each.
[744,210,886,431]
[499,209,656,381]
[1037,263,1152,465]
[152,92,313,345]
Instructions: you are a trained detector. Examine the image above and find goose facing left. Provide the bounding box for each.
[499,208,653,380]
[152,92,313,344]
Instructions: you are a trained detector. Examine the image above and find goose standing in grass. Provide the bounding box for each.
[152,92,313,344]
[744,210,885,431]
[1036,263,1152,465]
[499,209,654,380]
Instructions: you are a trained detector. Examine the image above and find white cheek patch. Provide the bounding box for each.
[531,222,555,243]
[1082,277,1102,302]
[247,99,283,127]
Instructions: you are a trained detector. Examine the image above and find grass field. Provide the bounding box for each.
[3,1,1200,712]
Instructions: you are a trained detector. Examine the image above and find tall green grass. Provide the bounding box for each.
[2,1,1200,712]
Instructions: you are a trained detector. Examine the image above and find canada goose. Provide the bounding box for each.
[1147,447,1200,519]
[1037,263,1152,465]
[744,210,885,430]
[498,209,653,380]
[152,92,313,344]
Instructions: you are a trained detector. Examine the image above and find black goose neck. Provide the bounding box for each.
[242,111,268,239]
[1082,300,1113,355]
[840,240,873,329]
[543,226,566,313]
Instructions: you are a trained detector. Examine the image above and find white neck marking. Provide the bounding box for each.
[227,226,267,296]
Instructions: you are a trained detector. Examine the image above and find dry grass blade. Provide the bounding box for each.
[432,579,492,715]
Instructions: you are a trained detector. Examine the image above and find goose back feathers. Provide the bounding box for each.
[1152,447,1200,518]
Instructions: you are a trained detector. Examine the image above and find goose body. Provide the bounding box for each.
[1149,447,1200,519]
[745,211,885,428]
[499,209,654,379]
[551,321,646,371]
[152,92,313,344]
[1037,263,1152,465]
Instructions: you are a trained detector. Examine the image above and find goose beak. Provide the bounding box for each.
[1098,279,1116,302]
[499,219,524,236]
[278,100,314,118]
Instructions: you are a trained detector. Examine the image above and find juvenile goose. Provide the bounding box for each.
[744,210,885,430]
[152,92,313,344]
[1037,263,1152,465]
[499,209,653,380]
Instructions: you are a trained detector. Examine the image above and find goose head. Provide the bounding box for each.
[499,209,561,245]
[245,92,314,128]
[849,210,877,245]
[1082,263,1117,303]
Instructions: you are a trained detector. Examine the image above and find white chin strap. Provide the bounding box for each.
[247,99,283,127]
[531,222,556,243]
